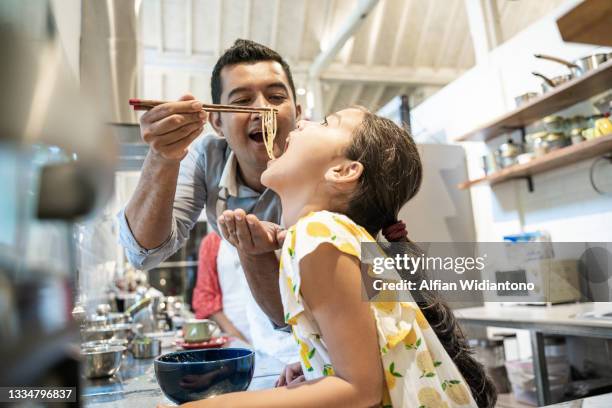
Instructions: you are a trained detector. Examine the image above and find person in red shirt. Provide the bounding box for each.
[192,232,248,342]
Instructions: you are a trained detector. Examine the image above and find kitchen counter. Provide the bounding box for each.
[456,302,612,337]
[456,302,612,407]
[82,336,285,407]
[543,392,612,407]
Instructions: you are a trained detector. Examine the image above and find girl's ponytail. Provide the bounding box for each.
[344,112,497,407]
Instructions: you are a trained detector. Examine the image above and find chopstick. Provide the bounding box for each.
[128,98,278,114]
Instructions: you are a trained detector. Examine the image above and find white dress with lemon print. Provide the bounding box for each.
[279,211,478,408]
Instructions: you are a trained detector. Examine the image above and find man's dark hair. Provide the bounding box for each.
[211,39,296,104]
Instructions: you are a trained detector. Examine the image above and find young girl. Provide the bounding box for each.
[175,108,496,407]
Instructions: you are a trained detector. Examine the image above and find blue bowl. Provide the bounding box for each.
[154,348,255,404]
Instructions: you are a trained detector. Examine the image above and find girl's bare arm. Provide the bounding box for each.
[171,243,383,408]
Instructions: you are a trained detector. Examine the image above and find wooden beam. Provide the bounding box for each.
[348,84,364,106]
[435,0,463,68]
[390,0,412,67]
[242,0,251,39]
[185,0,193,56]
[365,0,386,66]
[157,0,164,53]
[368,84,387,111]
[269,0,280,49]
[316,63,463,86]
[413,0,436,66]
[215,0,223,57]
[324,82,341,114]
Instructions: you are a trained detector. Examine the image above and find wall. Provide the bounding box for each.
[405,0,612,243]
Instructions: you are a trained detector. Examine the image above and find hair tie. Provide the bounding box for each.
[382,220,407,242]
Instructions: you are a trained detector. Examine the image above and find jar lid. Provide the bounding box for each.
[546,132,566,141]
[570,128,584,136]
[526,131,547,142]
[543,115,564,124]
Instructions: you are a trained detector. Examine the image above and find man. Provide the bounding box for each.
[118,39,299,356]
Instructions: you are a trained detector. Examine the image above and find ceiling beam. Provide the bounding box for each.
[157,0,164,53]
[434,0,462,68]
[365,0,386,66]
[242,0,251,39]
[368,85,387,111]
[215,0,223,57]
[463,0,502,64]
[308,63,463,86]
[348,84,364,106]
[269,0,280,49]
[390,0,412,67]
[323,82,341,114]
[308,0,379,78]
[185,0,193,56]
[412,0,436,66]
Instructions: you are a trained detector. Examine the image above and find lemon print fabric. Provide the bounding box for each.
[277,211,478,407]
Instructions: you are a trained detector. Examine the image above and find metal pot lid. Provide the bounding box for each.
[545,132,566,141]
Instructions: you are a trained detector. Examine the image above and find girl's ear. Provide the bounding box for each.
[209,112,223,137]
[324,161,363,186]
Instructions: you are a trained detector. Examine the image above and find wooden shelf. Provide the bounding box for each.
[557,0,612,47]
[454,59,612,142]
[457,134,612,190]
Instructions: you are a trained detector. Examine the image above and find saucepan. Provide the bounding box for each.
[531,72,573,93]
[534,53,610,78]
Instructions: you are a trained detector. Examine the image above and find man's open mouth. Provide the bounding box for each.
[249,130,264,143]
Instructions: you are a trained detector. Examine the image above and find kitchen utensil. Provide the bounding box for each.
[573,53,609,75]
[131,337,162,359]
[81,326,115,342]
[183,319,220,343]
[495,139,523,168]
[176,336,230,350]
[532,72,573,93]
[129,98,278,114]
[534,53,609,77]
[81,339,129,349]
[154,348,255,404]
[110,322,142,341]
[514,92,539,108]
[81,345,126,379]
[542,115,567,134]
[545,132,569,151]
[534,54,581,77]
[525,131,547,155]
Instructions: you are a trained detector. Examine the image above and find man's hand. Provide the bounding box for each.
[218,209,287,255]
[275,362,305,387]
[140,94,207,163]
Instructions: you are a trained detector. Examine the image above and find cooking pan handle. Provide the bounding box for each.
[534,54,580,70]
[532,72,555,87]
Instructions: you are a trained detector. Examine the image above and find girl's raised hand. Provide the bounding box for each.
[275,361,304,387]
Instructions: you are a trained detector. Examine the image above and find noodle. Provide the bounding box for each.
[261,108,278,160]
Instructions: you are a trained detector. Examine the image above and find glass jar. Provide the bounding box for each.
[543,115,567,135]
[570,128,585,145]
[528,131,548,157]
[545,132,569,151]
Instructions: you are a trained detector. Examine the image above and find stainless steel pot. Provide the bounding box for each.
[81,326,115,342]
[535,53,610,78]
[532,72,573,93]
[495,139,523,168]
[514,92,539,108]
[131,337,161,359]
[81,345,126,379]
